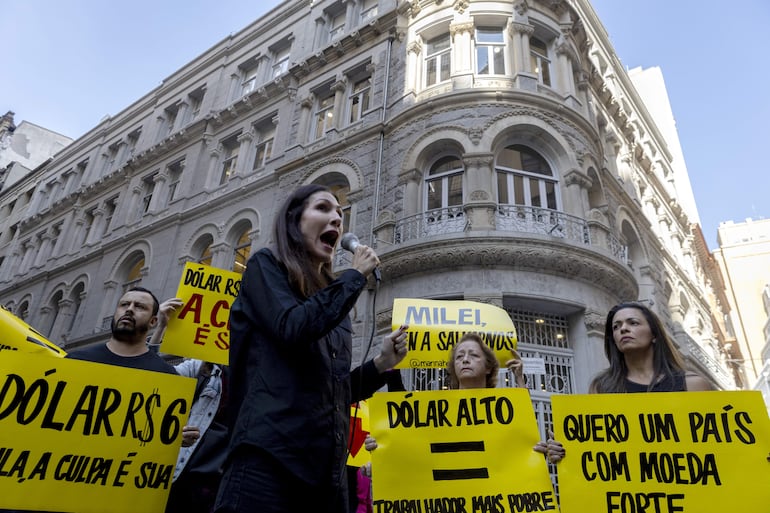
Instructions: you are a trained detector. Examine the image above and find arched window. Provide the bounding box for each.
[193,234,214,266]
[424,156,464,233]
[232,229,251,274]
[426,156,463,210]
[67,282,85,336]
[496,145,558,210]
[42,291,63,337]
[17,300,29,321]
[123,257,144,292]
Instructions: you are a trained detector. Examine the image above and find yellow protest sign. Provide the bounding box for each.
[0,350,195,513]
[391,298,517,369]
[0,304,66,358]
[551,391,770,513]
[162,262,241,365]
[347,400,372,467]
[369,388,558,513]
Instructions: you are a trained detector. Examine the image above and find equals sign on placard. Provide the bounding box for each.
[430,441,489,480]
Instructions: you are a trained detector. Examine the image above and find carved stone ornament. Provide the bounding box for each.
[379,237,638,300]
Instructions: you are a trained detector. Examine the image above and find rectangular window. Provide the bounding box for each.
[103,197,118,235]
[272,46,290,78]
[253,126,274,170]
[314,91,335,139]
[219,135,240,184]
[141,173,157,214]
[167,160,185,203]
[425,34,451,87]
[163,105,179,137]
[330,11,346,40]
[360,0,378,23]
[240,61,259,96]
[530,37,551,86]
[348,77,371,123]
[187,87,206,123]
[476,28,505,75]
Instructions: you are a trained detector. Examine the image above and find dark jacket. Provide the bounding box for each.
[226,248,387,487]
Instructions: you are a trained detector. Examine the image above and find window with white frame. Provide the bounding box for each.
[140,172,158,214]
[240,59,260,96]
[252,122,275,171]
[329,10,346,40]
[187,87,205,123]
[425,156,464,233]
[530,37,551,86]
[360,0,378,23]
[425,33,451,87]
[475,27,506,75]
[272,45,291,78]
[496,145,558,209]
[348,75,371,124]
[232,228,252,273]
[102,197,118,236]
[166,159,184,203]
[219,134,240,184]
[313,87,336,139]
[163,104,179,137]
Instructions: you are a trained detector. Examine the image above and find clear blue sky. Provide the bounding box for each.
[3,1,767,249]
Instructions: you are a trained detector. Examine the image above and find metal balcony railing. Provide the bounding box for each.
[495,204,589,244]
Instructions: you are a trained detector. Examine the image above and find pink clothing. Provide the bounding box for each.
[356,468,373,513]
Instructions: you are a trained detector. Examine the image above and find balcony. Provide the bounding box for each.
[378,204,637,300]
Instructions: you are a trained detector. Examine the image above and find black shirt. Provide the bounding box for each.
[227,248,387,487]
[625,371,686,393]
[67,343,178,375]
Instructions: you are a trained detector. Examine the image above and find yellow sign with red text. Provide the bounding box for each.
[161,262,241,365]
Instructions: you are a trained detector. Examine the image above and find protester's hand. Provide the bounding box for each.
[542,431,565,463]
[157,297,184,328]
[361,461,373,478]
[374,325,409,372]
[364,434,378,452]
[505,348,525,387]
[351,243,380,278]
[181,425,200,447]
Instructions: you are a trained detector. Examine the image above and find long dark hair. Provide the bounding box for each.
[590,302,687,393]
[272,184,335,298]
[446,333,499,389]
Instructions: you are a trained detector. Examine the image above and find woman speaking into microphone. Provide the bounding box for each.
[214,184,409,513]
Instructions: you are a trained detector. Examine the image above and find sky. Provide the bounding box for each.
[2,1,768,249]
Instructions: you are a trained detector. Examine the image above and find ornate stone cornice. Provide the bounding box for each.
[511,22,534,35]
[379,236,637,299]
[564,169,591,189]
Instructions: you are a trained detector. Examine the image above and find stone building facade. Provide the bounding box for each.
[0,0,735,438]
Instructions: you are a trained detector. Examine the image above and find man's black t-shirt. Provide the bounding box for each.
[67,343,178,375]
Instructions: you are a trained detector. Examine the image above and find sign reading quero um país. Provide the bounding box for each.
[552,390,770,513]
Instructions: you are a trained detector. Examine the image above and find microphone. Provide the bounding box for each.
[340,233,381,282]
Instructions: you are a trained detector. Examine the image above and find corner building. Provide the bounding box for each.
[0,0,736,442]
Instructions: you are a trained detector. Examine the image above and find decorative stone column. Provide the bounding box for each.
[298,95,315,145]
[510,22,536,90]
[206,139,223,188]
[462,154,496,231]
[331,78,348,131]
[563,168,591,217]
[398,168,422,216]
[235,128,255,175]
[373,210,396,247]
[406,41,422,94]
[450,21,474,87]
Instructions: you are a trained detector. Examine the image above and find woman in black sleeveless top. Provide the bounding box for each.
[544,302,712,463]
